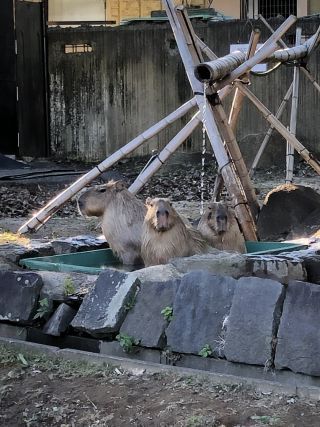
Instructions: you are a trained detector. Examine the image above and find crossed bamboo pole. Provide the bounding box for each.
[250,15,320,175]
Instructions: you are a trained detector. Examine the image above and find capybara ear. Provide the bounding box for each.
[114,181,126,192]
[145,197,153,206]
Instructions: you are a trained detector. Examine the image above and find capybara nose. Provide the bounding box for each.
[156,209,169,218]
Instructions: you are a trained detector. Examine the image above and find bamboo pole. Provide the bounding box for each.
[129,112,201,194]
[212,15,297,91]
[236,82,320,175]
[250,82,293,176]
[286,27,302,184]
[164,1,257,240]
[211,103,260,217]
[212,29,260,207]
[18,97,197,234]
[259,14,320,95]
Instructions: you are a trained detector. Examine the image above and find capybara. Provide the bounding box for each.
[197,201,246,253]
[141,197,209,266]
[77,180,146,265]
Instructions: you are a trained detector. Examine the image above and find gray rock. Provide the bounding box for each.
[71,269,139,337]
[127,264,182,283]
[302,255,320,284]
[38,271,97,303]
[43,303,77,336]
[0,244,39,263]
[120,279,180,348]
[51,235,108,254]
[0,241,53,266]
[224,277,285,366]
[0,271,43,323]
[0,323,27,340]
[171,252,247,278]
[247,255,306,284]
[0,256,19,271]
[275,281,320,376]
[166,271,237,355]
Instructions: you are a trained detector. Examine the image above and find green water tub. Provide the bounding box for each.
[19,241,308,275]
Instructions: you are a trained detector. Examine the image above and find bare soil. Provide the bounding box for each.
[1,346,320,427]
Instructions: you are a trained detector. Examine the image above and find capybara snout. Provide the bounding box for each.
[198,201,246,253]
[145,198,174,232]
[211,203,228,235]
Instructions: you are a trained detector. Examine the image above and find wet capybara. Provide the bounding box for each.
[77,180,146,265]
[197,201,246,253]
[141,197,209,267]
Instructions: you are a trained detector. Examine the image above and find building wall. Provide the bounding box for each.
[48,17,320,163]
[48,0,235,24]
[309,0,320,14]
[213,0,240,18]
[49,0,106,22]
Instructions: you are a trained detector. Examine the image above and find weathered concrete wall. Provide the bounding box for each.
[48,17,320,163]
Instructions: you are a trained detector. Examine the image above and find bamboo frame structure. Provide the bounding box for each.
[18,2,320,240]
[285,27,301,183]
[164,2,258,240]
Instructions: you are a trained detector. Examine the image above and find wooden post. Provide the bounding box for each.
[286,27,302,183]
[236,82,320,175]
[18,97,197,233]
[163,1,257,240]
[250,83,293,176]
[212,29,261,205]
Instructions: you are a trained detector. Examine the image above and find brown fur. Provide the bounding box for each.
[141,197,209,267]
[77,180,146,265]
[197,201,246,253]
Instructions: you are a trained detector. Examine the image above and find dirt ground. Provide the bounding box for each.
[1,345,320,427]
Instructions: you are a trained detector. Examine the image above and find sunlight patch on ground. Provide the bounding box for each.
[0,231,30,246]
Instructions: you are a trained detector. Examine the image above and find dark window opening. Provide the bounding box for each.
[258,0,297,19]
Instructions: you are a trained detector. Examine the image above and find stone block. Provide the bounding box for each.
[43,303,77,336]
[246,255,306,284]
[120,279,180,348]
[0,323,27,340]
[51,235,108,254]
[170,253,247,278]
[275,281,320,376]
[71,270,139,337]
[39,271,97,303]
[127,264,182,283]
[166,271,237,355]
[224,277,285,366]
[100,341,161,363]
[0,271,43,323]
[27,328,101,353]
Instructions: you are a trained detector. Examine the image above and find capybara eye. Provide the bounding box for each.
[98,188,107,193]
